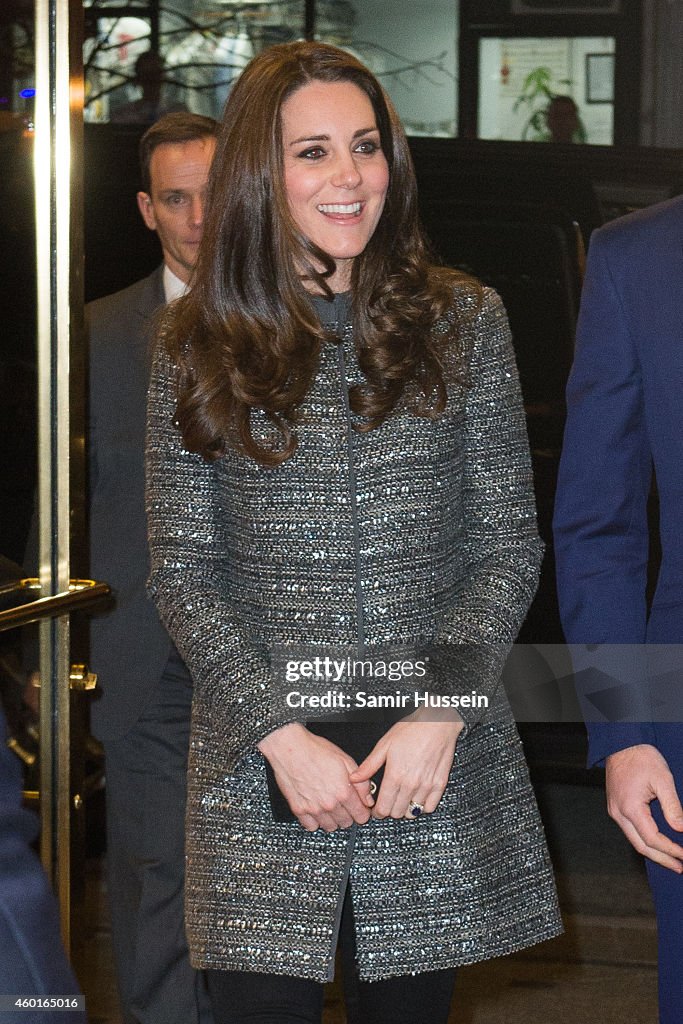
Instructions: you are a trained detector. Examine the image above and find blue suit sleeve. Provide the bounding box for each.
[0,711,84,1019]
[553,226,657,764]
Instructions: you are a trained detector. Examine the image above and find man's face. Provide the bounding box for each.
[136,136,216,284]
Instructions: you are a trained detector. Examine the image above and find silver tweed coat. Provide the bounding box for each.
[145,285,562,982]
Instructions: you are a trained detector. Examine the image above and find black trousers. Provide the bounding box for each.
[206,886,456,1024]
[104,648,213,1024]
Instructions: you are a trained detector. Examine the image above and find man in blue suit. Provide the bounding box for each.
[0,703,84,1022]
[87,112,216,1024]
[554,196,683,1023]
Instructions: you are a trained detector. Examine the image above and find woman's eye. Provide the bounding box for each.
[355,139,379,154]
[299,146,326,159]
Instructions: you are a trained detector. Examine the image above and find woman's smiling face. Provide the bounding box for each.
[281,79,390,292]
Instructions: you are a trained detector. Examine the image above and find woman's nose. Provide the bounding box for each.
[330,153,361,189]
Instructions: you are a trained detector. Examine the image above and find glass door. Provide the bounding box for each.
[0,0,108,953]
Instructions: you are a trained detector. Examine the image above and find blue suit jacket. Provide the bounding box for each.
[0,708,84,1017]
[554,195,683,767]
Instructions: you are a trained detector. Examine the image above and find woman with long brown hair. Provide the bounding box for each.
[146,40,561,1024]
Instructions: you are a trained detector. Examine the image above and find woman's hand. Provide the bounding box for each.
[257,723,375,832]
[349,709,464,820]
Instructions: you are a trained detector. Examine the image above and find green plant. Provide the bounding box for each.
[513,66,587,143]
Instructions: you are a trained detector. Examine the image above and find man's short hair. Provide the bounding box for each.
[139,112,219,194]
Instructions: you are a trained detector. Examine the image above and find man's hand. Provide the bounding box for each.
[606,743,683,872]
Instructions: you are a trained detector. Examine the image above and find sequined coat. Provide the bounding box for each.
[145,285,562,981]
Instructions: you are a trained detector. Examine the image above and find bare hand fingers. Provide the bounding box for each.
[303,800,359,830]
[609,797,683,865]
[637,808,683,859]
[318,810,349,832]
[371,775,400,819]
[370,720,458,819]
[296,808,350,832]
[351,780,376,809]
[373,770,450,819]
[296,780,367,831]
[402,791,429,820]
[268,735,371,827]
[374,779,438,820]
[406,785,448,818]
[342,793,372,825]
[335,781,372,824]
[617,815,683,872]
[298,812,319,832]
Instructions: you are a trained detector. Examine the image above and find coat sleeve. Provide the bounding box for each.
[429,288,544,728]
[145,339,298,769]
[552,226,656,764]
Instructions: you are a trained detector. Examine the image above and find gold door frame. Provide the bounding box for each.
[34,0,84,951]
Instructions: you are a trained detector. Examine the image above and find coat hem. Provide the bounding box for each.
[189,916,564,984]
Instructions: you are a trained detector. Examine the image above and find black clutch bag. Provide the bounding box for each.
[264,719,388,823]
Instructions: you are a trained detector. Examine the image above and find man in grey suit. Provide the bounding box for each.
[87,112,217,1024]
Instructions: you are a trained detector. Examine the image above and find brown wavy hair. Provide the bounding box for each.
[165,41,478,466]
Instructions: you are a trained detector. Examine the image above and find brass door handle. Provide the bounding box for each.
[7,736,38,767]
[27,664,98,692]
[69,664,97,692]
[0,578,111,632]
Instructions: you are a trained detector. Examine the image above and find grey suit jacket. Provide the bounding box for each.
[88,266,175,741]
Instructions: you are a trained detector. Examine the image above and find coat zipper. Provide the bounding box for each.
[324,301,365,981]
[336,329,366,650]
